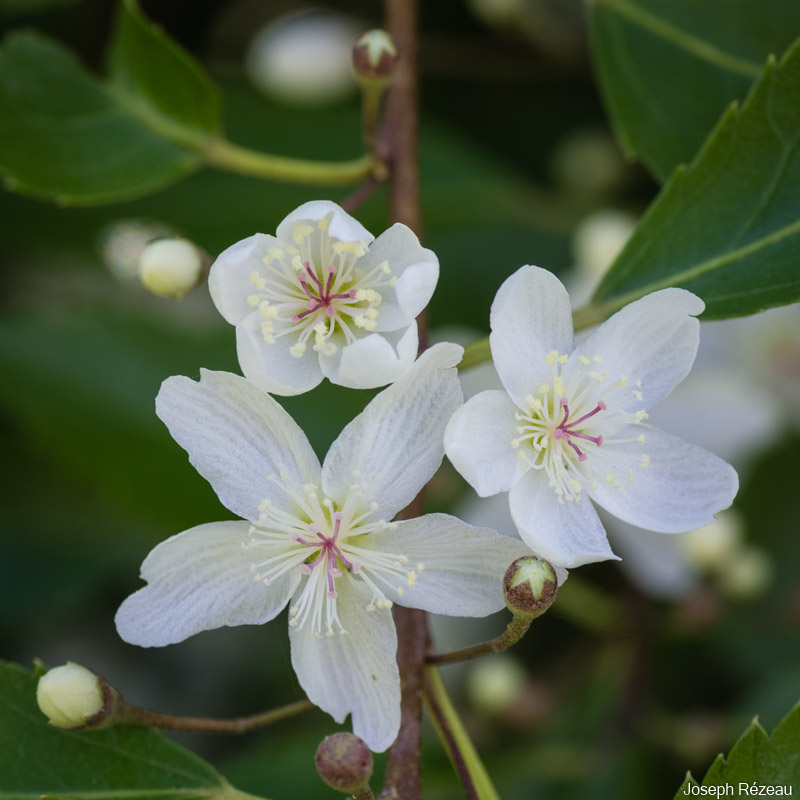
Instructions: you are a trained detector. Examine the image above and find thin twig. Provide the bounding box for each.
[426,613,534,666]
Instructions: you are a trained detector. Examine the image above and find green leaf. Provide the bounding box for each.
[585,37,800,322]
[0,0,221,205]
[673,700,800,797]
[0,660,268,800]
[587,0,800,180]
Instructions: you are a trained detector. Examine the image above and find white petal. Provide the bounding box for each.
[237,312,324,396]
[208,234,281,324]
[605,516,698,599]
[322,342,463,519]
[444,390,522,496]
[156,370,322,522]
[490,266,574,407]
[276,200,373,247]
[363,514,531,616]
[115,521,299,647]
[290,573,400,752]
[588,425,739,532]
[356,224,438,329]
[571,288,704,412]
[335,325,419,389]
[509,471,618,568]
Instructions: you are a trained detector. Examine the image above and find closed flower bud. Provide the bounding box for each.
[36,662,114,729]
[315,732,373,793]
[503,555,558,618]
[351,29,398,87]
[139,238,204,298]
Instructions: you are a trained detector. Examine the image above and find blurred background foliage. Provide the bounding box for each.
[0,0,798,798]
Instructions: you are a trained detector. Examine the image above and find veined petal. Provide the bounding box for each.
[490,266,574,408]
[156,370,322,522]
[335,325,419,389]
[237,312,325,396]
[322,342,463,519]
[509,470,618,568]
[115,521,299,647]
[444,390,522,496]
[276,200,373,247]
[362,514,531,616]
[588,425,738,532]
[208,233,281,324]
[290,573,400,752]
[571,288,704,412]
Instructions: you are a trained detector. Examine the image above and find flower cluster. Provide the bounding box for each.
[117,202,738,754]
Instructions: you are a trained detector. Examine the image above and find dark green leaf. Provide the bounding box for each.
[587,0,800,180]
[588,37,800,320]
[0,660,269,800]
[0,0,221,205]
[674,700,800,797]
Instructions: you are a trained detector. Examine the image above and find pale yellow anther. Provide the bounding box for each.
[635,410,649,421]
[569,480,582,493]
[389,276,398,287]
[291,256,304,271]
[379,261,391,274]
[290,342,307,358]
[627,469,634,483]
[524,393,536,406]
[637,434,645,443]
[640,455,651,470]
[618,376,628,387]
[250,271,266,289]
[579,355,591,366]
[247,294,261,307]
[605,473,615,484]
[366,307,379,320]
[633,390,643,401]
[538,385,550,396]
[287,246,299,257]
[511,439,520,449]
[593,355,603,364]
[293,224,314,243]
[317,217,330,231]
[558,354,568,364]
[545,350,559,365]
[322,342,338,357]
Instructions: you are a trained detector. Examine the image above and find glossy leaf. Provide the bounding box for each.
[0,660,268,800]
[674,700,800,797]
[588,37,800,321]
[587,0,800,180]
[0,0,220,205]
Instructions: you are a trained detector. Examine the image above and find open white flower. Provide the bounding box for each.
[444,266,739,570]
[209,200,438,394]
[115,344,530,752]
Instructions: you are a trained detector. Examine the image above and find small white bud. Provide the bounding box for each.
[678,513,743,573]
[138,238,204,298]
[719,547,772,600]
[36,663,105,729]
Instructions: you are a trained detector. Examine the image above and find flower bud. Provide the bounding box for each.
[503,555,558,618]
[719,546,772,600]
[138,238,204,298]
[315,732,373,793]
[36,662,116,729]
[351,29,398,87]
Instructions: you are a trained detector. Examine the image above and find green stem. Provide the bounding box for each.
[119,698,314,733]
[202,139,375,186]
[423,666,500,800]
[427,612,533,666]
[459,338,491,371]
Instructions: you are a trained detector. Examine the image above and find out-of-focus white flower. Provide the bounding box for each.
[99,219,174,281]
[210,200,438,394]
[116,344,531,752]
[550,128,630,198]
[467,655,527,716]
[139,238,204,299]
[445,266,738,569]
[718,546,772,599]
[37,663,104,729]
[245,10,360,106]
[678,513,743,573]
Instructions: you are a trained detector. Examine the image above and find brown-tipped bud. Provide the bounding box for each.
[503,556,558,618]
[351,29,398,87]
[36,662,120,730]
[315,732,373,793]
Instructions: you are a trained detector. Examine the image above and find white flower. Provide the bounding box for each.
[444,266,739,569]
[209,200,438,394]
[115,343,530,752]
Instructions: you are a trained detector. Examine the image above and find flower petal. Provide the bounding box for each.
[490,266,574,408]
[588,425,739,532]
[156,370,322,522]
[362,513,531,616]
[208,233,281,324]
[571,288,704,412]
[322,343,463,519]
[509,471,618,568]
[444,390,523,496]
[276,200,373,247]
[115,521,299,647]
[356,223,439,329]
[237,312,324,396]
[335,325,419,389]
[290,573,400,752]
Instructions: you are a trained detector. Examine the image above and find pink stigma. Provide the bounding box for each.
[555,397,606,461]
[294,513,356,595]
[293,261,357,322]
